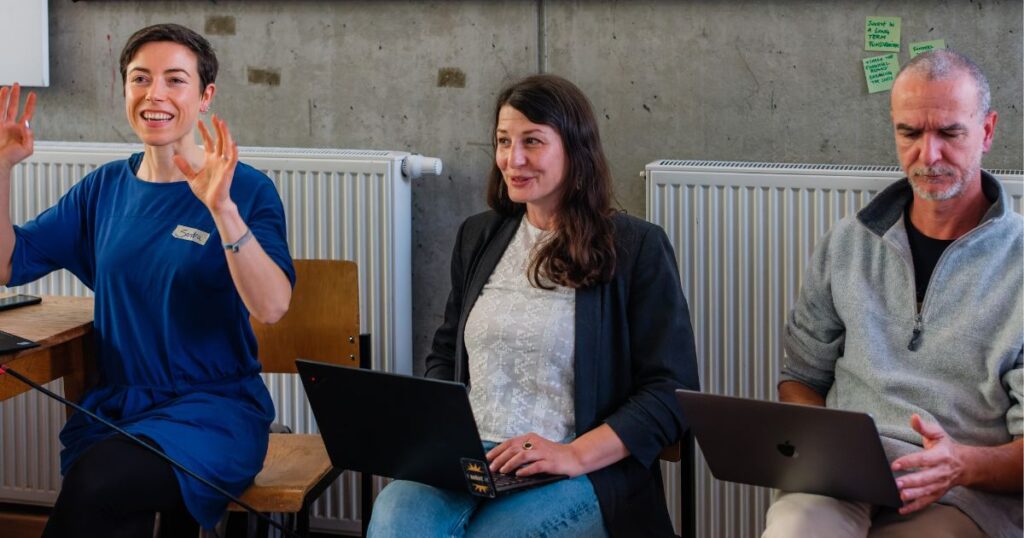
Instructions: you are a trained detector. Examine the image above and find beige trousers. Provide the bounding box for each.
[761,491,986,538]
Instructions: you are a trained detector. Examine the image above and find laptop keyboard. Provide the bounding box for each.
[492,470,566,493]
[493,471,537,488]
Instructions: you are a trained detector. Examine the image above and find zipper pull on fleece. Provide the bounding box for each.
[908,315,923,351]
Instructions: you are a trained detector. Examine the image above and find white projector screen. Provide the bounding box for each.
[0,0,49,87]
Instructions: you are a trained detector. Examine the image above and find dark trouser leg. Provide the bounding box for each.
[42,434,199,538]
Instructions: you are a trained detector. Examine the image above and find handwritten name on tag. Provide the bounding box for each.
[171,225,211,246]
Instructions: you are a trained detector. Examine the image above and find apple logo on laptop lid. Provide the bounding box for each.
[777,441,798,458]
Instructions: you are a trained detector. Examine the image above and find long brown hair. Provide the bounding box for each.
[486,74,617,289]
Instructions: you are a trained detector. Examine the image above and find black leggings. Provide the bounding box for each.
[42,434,200,538]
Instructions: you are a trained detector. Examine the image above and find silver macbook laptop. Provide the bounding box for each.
[675,389,901,507]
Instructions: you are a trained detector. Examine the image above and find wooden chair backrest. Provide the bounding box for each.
[659,441,681,462]
[251,259,360,374]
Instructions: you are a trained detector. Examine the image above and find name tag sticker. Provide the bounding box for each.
[171,225,211,246]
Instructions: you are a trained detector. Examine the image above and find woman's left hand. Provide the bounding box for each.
[174,115,238,213]
[487,433,585,478]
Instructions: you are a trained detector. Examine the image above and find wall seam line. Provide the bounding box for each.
[537,0,546,73]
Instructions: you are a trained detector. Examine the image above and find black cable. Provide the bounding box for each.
[0,364,300,538]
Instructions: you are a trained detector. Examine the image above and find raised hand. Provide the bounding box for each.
[174,114,238,213]
[0,84,37,169]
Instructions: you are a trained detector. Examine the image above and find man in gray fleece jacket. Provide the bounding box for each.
[763,50,1022,538]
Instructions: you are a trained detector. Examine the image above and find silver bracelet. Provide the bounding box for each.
[223,228,253,253]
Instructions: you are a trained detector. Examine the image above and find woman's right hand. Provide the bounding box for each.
[0,84,36,170]
[487,433,587,478]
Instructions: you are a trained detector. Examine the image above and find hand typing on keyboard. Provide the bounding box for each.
[486,432,586,478]
[486,424,631,478]
[492,470,539,487]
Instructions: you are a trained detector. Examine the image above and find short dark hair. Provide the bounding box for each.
[119,23,218,92]
[486,74,617,289]
[897,49,990,116]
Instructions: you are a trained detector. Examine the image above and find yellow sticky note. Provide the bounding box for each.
[863,53,901,94]
[910,39,946,58]
[865,16,901,52]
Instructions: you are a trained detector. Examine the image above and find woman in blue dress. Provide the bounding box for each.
[0,23,294,536]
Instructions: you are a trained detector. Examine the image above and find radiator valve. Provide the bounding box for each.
[401,154,443,179]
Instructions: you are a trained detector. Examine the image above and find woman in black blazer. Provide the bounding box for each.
[369,74,699,537]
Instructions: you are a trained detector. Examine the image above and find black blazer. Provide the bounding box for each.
[425,210,700,537]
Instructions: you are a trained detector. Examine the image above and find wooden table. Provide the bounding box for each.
[0,296,94,538]
[0,295,95,403]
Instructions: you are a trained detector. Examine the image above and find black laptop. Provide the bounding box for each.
[675,389,902,507]
[297,359,565,498]
[0,329,38,354]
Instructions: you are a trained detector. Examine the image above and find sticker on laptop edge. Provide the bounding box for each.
[460,458,495,498]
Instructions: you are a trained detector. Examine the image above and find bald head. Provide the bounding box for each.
[894,49,990,118]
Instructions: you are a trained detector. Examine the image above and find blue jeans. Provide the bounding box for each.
[367,465,608,537]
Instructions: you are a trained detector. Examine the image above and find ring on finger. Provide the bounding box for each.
[522,441,534,451]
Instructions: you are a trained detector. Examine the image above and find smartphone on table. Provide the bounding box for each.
[0,294,42,311]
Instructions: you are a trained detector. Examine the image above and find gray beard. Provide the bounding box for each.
[907,161,981,201]
[909,174,966,201]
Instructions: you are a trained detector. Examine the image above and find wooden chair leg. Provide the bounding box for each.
[244,512,256,538]
[681,429,697,537]
[361,472,373,537]
[359,333,374,537]
[244,511,270,538]
[297,503,311,537]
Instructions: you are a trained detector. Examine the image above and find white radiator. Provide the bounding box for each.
[0,141,442,534]
[645,159,1024,538]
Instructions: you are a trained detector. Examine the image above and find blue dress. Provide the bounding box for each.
[8,153,295,528]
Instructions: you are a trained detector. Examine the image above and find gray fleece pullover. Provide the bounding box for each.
[781,171,1023,537]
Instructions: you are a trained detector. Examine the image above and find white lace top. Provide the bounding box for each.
[464,215,576,443]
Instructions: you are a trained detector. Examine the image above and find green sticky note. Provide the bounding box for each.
[910,39,946,58]
[865,16,901,51]
[863,53,901,94]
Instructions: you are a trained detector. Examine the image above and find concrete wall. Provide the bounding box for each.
[29,0,1024,372]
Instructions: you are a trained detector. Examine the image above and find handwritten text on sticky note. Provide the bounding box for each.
[910,39,946,58]
[866,17,901,51]
[863,53,900,94]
